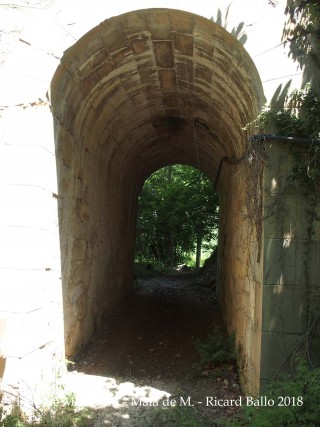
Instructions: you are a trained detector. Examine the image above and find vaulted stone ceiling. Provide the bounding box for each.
[50,10,265,385]
[50,8,264,192]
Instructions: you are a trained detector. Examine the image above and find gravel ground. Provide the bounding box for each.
[64,272,244,426]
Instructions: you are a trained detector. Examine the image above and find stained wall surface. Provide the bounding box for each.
[262,141,320,387]
[0,4,289,399]
[50,9,265,394]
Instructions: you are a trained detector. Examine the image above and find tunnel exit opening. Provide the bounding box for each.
[135,164,219,271]
[50,8,265,394]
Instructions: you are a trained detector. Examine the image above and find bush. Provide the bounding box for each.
[227,357,320,427]
[194,327,236,367]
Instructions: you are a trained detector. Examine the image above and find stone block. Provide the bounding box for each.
[153,40,174,67]
[123,12,147,35]
[169,12,193,34]
[71,237,88,261]
[260,331,303,380]
[0,144,57,193]
[162,92,180,110]
[158,68,176,91]
[195,64,213,85]
[172,32,193,56]
[79,73,100,97]
[0,184,58,229]
[179,94,194,117]
[2,308,51,358]
[309,334,320,367]
[263,238,306,286]
[111,46,134,67]
[301,240,320,288]
[0,226,60,270]
[2,341,64,407]
[262,285,306,333]
[147,12,171,40]
[77,26,105,59]
[99,21,128,53]
[0,269,60,313]
[263,194,309,240]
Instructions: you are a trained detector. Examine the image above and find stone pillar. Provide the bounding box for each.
[217,163,263,395]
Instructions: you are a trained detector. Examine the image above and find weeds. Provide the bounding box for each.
[145,405,206,427]
[164,406,203,427]
[0,392,94,426]
[194,327,236,368]
[224,357,320,426]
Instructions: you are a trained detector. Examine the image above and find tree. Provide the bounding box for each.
[136,165,219,268]
[259,1,320,139]
[283,0,320,91]
[210,6,248,45]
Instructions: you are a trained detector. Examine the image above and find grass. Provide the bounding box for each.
[0,393,94,427]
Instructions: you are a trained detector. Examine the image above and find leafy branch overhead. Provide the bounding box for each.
[258,2,320,141]
[283,0,320,91]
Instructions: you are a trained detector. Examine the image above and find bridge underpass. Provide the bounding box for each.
[1,8,317,404]
[50,9,264,395]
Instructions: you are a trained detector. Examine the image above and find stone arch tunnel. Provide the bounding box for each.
[1,6,315,401]
[50,9,265,394]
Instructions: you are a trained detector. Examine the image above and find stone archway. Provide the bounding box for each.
[50,9,265,395]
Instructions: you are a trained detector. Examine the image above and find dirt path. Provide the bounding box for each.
[66,273,243,426]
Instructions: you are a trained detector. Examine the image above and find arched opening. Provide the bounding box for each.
[50,8,264,394]
[135,164,219,270]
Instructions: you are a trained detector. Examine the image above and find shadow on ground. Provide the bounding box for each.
[65,273,243,426]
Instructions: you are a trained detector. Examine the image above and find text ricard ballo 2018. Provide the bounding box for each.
[131,395,304,408]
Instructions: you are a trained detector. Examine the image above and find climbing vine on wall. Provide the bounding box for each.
[291,143,320,366]
[255,85,320,368]
[242,137,267,263]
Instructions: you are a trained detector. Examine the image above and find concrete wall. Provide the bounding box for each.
[0,104,65,403]
[217,162,263,395]
[261,140,320,387]
[54,118,137,355]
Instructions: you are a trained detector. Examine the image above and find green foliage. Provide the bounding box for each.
[0,393,93,427]
[257,83,320,196]
[194,328,236,367]
[258,85,320,139]
[136,165,219,267]
[283,1,320,89]
[134,259,172,278]
[0,404,25,427]
[161,405,203,427]
[260,1,320,142]
[229,358,320,427]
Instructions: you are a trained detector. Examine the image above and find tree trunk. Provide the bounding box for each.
[168,230,175,266]
[167,165,174,266]
[196,234,202,269]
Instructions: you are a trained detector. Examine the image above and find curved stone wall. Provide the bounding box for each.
[50,9,264,394]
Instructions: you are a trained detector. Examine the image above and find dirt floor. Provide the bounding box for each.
[66,271,244,426]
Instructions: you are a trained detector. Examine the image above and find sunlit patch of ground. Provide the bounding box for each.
[62,273,243,426]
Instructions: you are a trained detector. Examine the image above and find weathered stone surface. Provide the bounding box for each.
[1,4,319,404]
[50,9,265,395]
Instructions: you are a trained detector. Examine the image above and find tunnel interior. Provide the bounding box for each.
[50,9,264,394]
